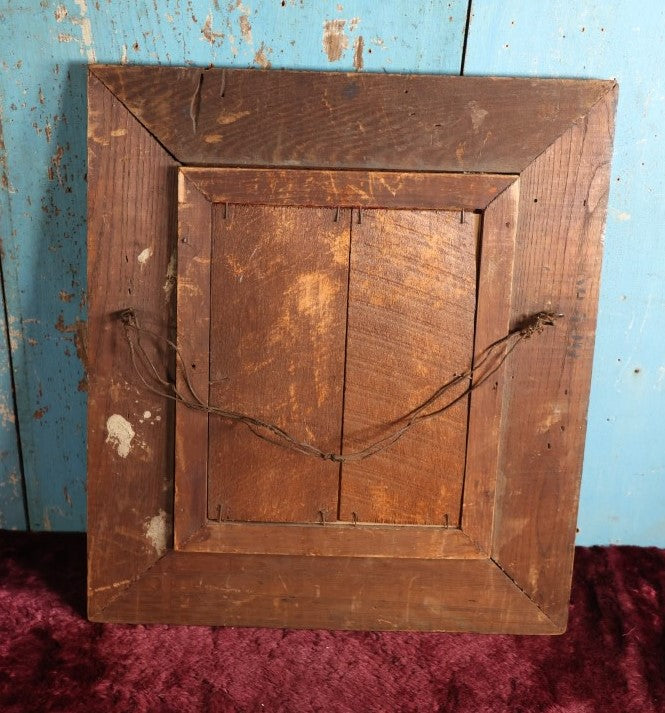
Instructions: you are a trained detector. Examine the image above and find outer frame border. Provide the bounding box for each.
[87,65,617,633]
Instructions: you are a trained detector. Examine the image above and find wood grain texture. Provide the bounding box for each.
[86,65,616,632]
[91,65,615,174]
[182,167,516,210]
[461,182,519,552]
[491,87,618,628]
[174,174,212,547]
[92,551,559,634]
[87,73,177,616]
[184,522,483,559]
[339,210,478,525]
[206,204,349,523]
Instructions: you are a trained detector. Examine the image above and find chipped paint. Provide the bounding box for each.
[254,42,271,68]
[163,250,177,302]
[322,19,348,61]
[468,100,488,131]
[54,5,67,22]
[216,110,251,125]
[353,35,364,70]
[0,398,16,427]
[236,1,253,45]
[144,509,169,556]
[110,128,127,137]
[202,14,225,45]
[137,246,153,267]
[72,0,96,62]
[239,15,252,45]
[105,414,135,458]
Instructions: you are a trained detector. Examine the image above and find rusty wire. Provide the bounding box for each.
[118,307,561,464]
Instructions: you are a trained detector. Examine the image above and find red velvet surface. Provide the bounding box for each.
[1,532,664,712]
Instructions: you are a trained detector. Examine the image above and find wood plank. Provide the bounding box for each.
[184,522,483,559]
[174,173,212,547]
[91,66,615,174]
[206,204,350,523]
[87,74,178,616]
[93,551,559,633]
[339,209,478,525]
[0,285,26,530]
[491,87,618,627]
[461,182,519,552]
[183,167,516,211]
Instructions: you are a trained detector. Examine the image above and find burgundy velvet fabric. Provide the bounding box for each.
[1,533,664,712]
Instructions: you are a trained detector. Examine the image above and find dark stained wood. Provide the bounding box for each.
[88,66,617,633]
[91,65,615,175]
[87,74,177,616]
[183,167,516,210]
[490,86,618,628]
[182,522,483,559]
[91,551,560,634]
[206,204,349,523]
[339,210,478,525]
[461,182,519,552]
[174,173,212,547]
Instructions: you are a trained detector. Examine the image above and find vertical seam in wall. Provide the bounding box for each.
[460,0,473,75]
[0,243,29,529]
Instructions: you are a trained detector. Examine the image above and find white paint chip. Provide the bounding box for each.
[105,414,135,458]
[137,246,153,267]
[145,509,168,556]
[163,250,177,302]
[143,410,152,420]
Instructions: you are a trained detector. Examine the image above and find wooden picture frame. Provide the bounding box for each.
[87,66,617,633]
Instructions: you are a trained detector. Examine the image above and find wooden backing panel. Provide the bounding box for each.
[339,210,478,525]
[87,74,178,615]
[94,551,559,633]
[182,167,516,210]
[461,182,519,552]
[91,65,614,174]
[492,87,618,627]
[183,522,483,559]
[206,204,350,523]
[174,174,212,547]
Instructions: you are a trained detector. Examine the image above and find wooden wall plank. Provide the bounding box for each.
[87,74,178,615]
[0,280,26,530]
[464,1,665,547]
[0,0,468,531]
[207,204,349,524]
[339,210,478,525]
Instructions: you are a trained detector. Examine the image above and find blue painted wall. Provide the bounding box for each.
[0,1,662,544]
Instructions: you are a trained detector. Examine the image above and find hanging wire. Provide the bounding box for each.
[117,307,561,464]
